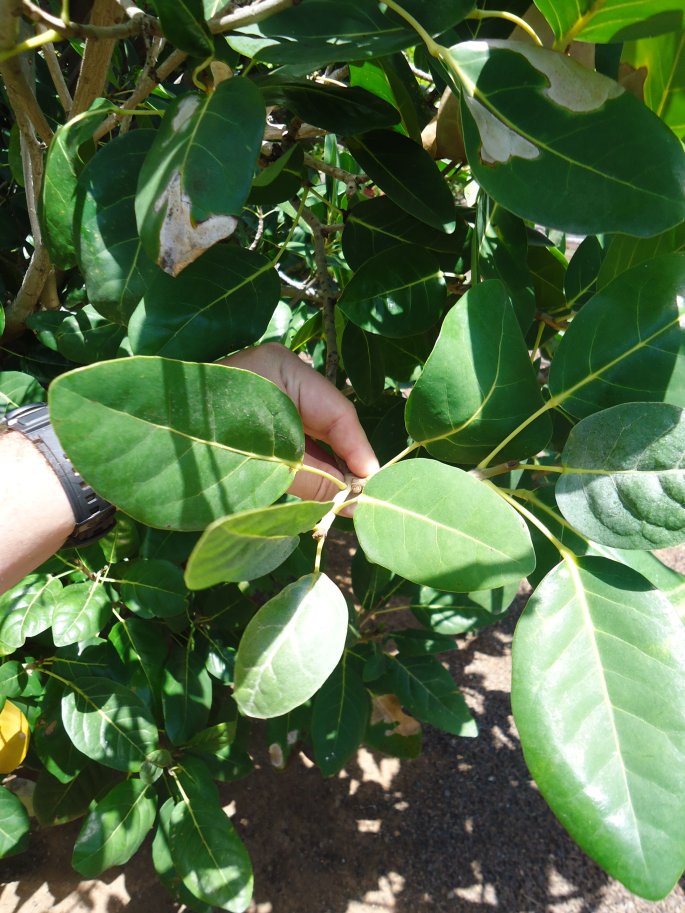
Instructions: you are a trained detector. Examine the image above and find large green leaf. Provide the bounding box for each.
[354,460,535,592]
[109,617,168,717]
[162,644,213,745]
[169,798,253,912]
[533,0,684,45]
[257,77,400,133]
[27,306,127,365]
[0,787,30,857]
[72,778,157,877]
[623,32,685,139]
[346,130,457,232]
[597,224,685,289]
[512,557,685,899]
[311,653,370,776]
[233,573,348,718]
[556,403,685,549]
[33,764,118,826]
[74,130,160,324]
[135,79,265,275]
[338,245,446,338]
[405,281,552,464]
[185,500,330,590]
[61,676,159,772]
[0,574,62,654]
[152,798,213,913]
[0,371,46,416]
[51,582,112,647]
[341,321,386,405]
[342,195,466,272]
[118,559,188,618]
[372,654,477,736]
[549,254,685,417]
[411,582,517,635]
[39,99,110,268]
[151,0,213,58]
[447,40,685,235]
[49,358,304,530]
[128,246,280,361]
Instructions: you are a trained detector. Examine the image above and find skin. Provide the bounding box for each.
[0,343,379,594]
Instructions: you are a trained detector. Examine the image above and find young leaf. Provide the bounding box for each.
[169,798,253,912]
[61,676,159,772]
[49,358,304,530]
[135,79,264,275]
[405,281,552,463]
[448,40,685,235]
[372,654,477,737]
[354,460,535,592]
[311,653,370,776]
[128,246,280,361]
[118,559,188,618]
[533,0,684,45]
[72,778,157,877]
[549,254,685,418]
[0,574,62,654]
[513,556,685,900]
[234,573,349,719]
[556,402,685,549]
[162,644,213,746]
[0,786,30,858]
[338,245,446,338]
[39,99,110,268]
[185,500,331,590]
[347,130,457,232]
[51,581,112,647]
[74,129,160,324]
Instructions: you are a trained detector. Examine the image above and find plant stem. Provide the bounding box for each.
[466,9,544,46]
[495,486,575,563]
[381,441,421,469]
[381,0,441,57]
[299,202,339,386]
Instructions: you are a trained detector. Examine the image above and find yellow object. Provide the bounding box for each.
[0,701,30,774]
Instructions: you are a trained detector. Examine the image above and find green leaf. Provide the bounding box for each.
[257,77,400,133]
[556,403,685,549]
[74,130,160,324]
[248,144,304,208]
[449,40,685,235]
[109,617,168,717]
[34,688,88,783]
[411,582,517,635]
[342,195,466,273]
[135,79,265,275]
[564,235,605,308]
[0,574,62,654]
[597,223,685,289]
[341,321,385,404]
[185,500,330,590]
[128,246,280,361]
[28,306,127,365]
[347,130,457,231]
[169,798,253,912]
[72,778,157,877]
[39,99,111,268]
[311,653,370,776]
[234,573,348,719]
[0,662,28,701]
[152,798,214,913]
[548,254,685,418]
[405,281,552,463]
[512,556,685,899]
[0,786,30,857]
[162,644,213,745]
[338,245,446,338]
[265,703,311,769]
[354,460,535,592]
[623,32,685,139]
[118,559,188,618]
[533,0,684,45]
[151,0,213,58]
[52,582,112,647]
[49,357,304,530]
[0,371,46,416]
[61,676,158,772]
[33,764,118,826]
[364,717,422,759]
[372,654,477,736]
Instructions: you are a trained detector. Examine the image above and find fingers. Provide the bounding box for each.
[288,446,345,504]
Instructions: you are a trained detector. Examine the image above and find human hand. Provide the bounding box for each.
[221,343,379,506]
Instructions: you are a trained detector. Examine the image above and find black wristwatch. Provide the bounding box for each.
[2,402,116,548]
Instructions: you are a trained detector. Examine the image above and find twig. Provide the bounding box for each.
[248,206,265,251]
[299,202,339,387]
[20,0,159,40]
[208,0,294,34]
[2,245,51,339]
[303,152,367,186]
[118,33,164,134]
[70,0,125,116]
[37,28,72,113]
[0,55,53,144]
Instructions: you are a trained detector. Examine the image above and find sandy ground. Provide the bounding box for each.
[1,542,684,913]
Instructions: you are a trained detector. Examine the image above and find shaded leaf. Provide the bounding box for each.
[118,559,188,618]
[0,787,30,858]
[311,653,370,776]
[162,644,212,745]
[151,0,213,58]
[33,764,118,826]
[411,582,517,635]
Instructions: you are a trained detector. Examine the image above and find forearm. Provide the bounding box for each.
[0,429,75,593]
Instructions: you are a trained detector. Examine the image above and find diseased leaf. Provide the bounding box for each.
[556,403,685,549]
[234,573,348,719]
[354,460,535,592]
[513,557,685,899]
[49,358,304,530]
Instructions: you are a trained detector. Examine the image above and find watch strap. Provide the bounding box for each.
[3,403,116,548]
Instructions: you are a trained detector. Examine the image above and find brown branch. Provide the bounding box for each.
[299,202,339,387]
[70,0,126,116]
[20,0,159,40]
[303,152,367,186]
[0,54,53,144]
[37,28,72,113]
[208,0,295,33]
[2,245,51,340]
